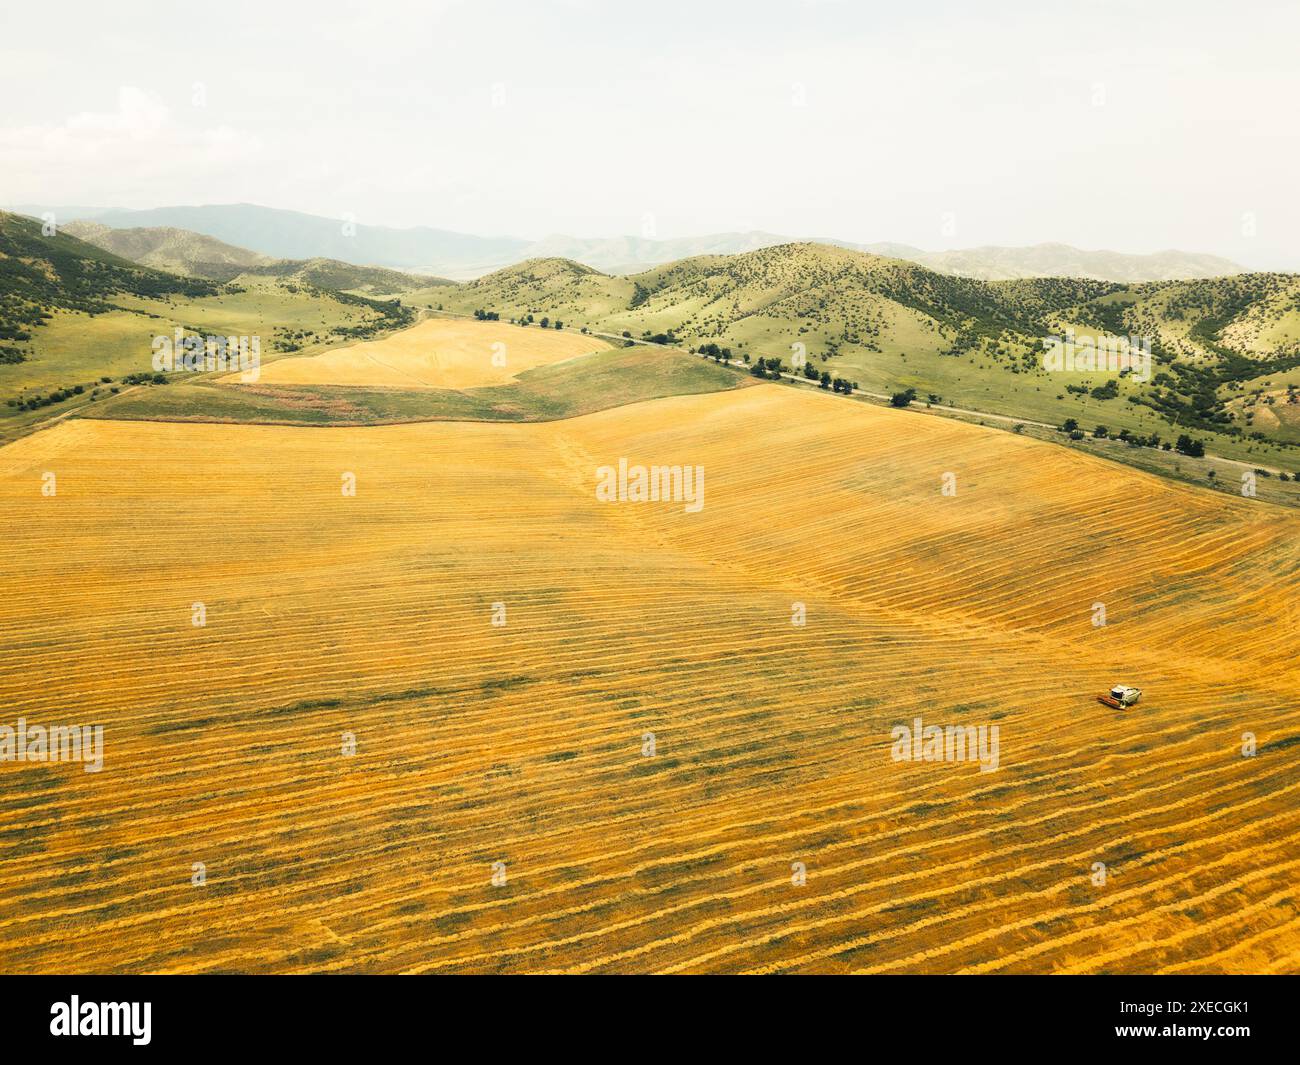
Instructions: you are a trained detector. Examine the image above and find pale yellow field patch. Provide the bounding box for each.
[239,317,610,389]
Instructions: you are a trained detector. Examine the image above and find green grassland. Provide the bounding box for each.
[0,286,412,444]
[0,208,421,444]
[4,282,385,392]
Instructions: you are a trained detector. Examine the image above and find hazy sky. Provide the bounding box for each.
[2,0,1297,266]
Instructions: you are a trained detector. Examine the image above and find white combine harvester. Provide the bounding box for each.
[1098,684,1142,709]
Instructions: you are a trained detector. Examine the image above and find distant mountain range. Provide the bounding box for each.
[17,204,524,280]
[891,242,1246,283]
[8,203,1246,283]
[59,219,451,292]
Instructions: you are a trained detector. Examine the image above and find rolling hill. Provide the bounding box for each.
[61,220,277,279]
[438,243,1300,455]
[534,235,1246,282]
[5,214,1298,461]
[0,210,417,441]
[0,210,216,349]
[524,231,795,275]
[61,220,452,293]
[248,258,451,296]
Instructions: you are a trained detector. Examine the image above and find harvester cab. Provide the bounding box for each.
[1099,684,1142,709]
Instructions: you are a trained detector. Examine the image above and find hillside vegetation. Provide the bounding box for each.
[0,211,215,334]
[438,243,1300,462]
[7,220,1298,467]
[61,220,277,279]
[0,211,416,442]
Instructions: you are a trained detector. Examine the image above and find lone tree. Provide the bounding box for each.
[890,388,917,408]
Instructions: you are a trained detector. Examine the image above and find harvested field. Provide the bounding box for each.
[0,383,1297,973]
[241,317,609,389]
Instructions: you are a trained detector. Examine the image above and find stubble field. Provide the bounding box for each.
[0,383,1297,973]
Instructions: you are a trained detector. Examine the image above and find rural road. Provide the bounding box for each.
[585,328,1286,477]
[2,383,142,447]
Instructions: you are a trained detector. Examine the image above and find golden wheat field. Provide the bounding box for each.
[240,317,608,389]
[1,382,1298,974]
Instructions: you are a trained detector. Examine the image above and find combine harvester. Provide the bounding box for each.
[1099,684,1142,709]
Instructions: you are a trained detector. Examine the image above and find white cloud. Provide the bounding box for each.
[0,87,262,204]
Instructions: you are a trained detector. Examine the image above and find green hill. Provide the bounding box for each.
[439,242,1300,460]
[0,210,415,442]
[60,220,275,281]
[0,211,216,364]
[250,257,452,296]
[0,211,215,316]
[7,223,1298,464]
